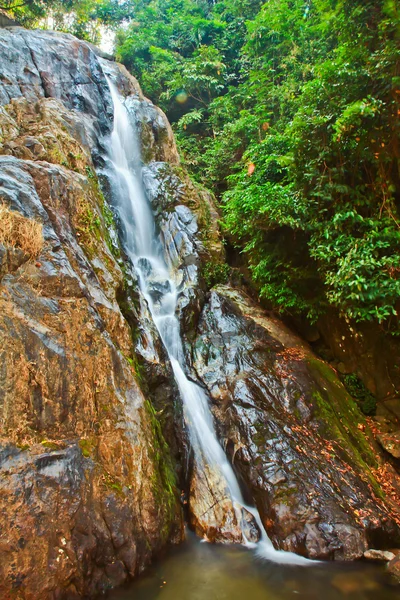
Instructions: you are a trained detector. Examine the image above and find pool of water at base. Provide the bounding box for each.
[106,530,398,600]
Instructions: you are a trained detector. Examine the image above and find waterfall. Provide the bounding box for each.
[104,78,312,566]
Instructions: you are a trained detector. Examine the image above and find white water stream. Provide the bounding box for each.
[105,79,311,566]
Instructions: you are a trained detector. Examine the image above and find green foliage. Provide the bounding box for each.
[2,0,105,43]
[203,260,230,288]
[1,0,58,24]
[114,0,399,330]
[16,0,399,331]
[341,373,377,416]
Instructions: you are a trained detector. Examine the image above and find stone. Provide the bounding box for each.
[240,507,261,543]
[388,554,400,583]
[193,285,400,560]
[364,549,395,562]
[377,432,400,459]
[189,461,244,544]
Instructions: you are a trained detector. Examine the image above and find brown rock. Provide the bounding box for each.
[377,431,400,459]
[388,554,400,583]
[364,549,395,562]
[0,27,184,599]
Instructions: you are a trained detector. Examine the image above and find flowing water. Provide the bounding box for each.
[105,79,311,566]
[103,79,400,600]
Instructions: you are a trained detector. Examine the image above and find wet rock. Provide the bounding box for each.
[377,432,400,459]
[141,161,225,343]
[137,257,153,278]
[364,549,395,562]
[189,461,249,544]
[193,285,400,560]
[388,554,400,583]
[240,507,261,543]
[147,278,172,301]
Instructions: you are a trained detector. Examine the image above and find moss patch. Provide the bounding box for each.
[79,437,96,459]
[306,357,386,499]
[144,398,179,543]
[202,260,230,288]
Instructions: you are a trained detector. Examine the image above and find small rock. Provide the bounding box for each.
[239,507,260,543]
[388,554,400,583]
[377,431,400,459]
[364,549,395,562]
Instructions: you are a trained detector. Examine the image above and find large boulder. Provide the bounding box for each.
[193,286,400,559]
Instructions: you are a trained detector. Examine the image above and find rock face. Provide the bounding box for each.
[193,286,400,559]
[0,28,183,599]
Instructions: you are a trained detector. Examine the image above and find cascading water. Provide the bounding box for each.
[105,77,311,566]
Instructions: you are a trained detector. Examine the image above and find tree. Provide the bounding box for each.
[2,0,103,42]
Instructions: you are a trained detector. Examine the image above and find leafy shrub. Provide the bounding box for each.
[342,373,377,416]
[203,260,230,288]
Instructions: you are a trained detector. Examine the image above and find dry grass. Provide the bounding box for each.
[0,202,43,258]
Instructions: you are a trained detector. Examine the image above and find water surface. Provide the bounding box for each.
[107,531,398,600]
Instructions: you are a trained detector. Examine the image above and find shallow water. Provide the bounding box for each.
[107,531,398,600]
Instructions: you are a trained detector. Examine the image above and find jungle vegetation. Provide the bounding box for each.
[5,0,400,331]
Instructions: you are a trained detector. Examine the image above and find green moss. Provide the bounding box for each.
[41,440,60,451]
[75,193,103,257]
[144,398,178,543]
[85,165,96,180]
[102,471,124,496]
[17,443,30,452]
[126,353,144,382]
[274,486,297,505]
[306,357,385,499]
[79,437,96,458]
[341,373,377,415]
